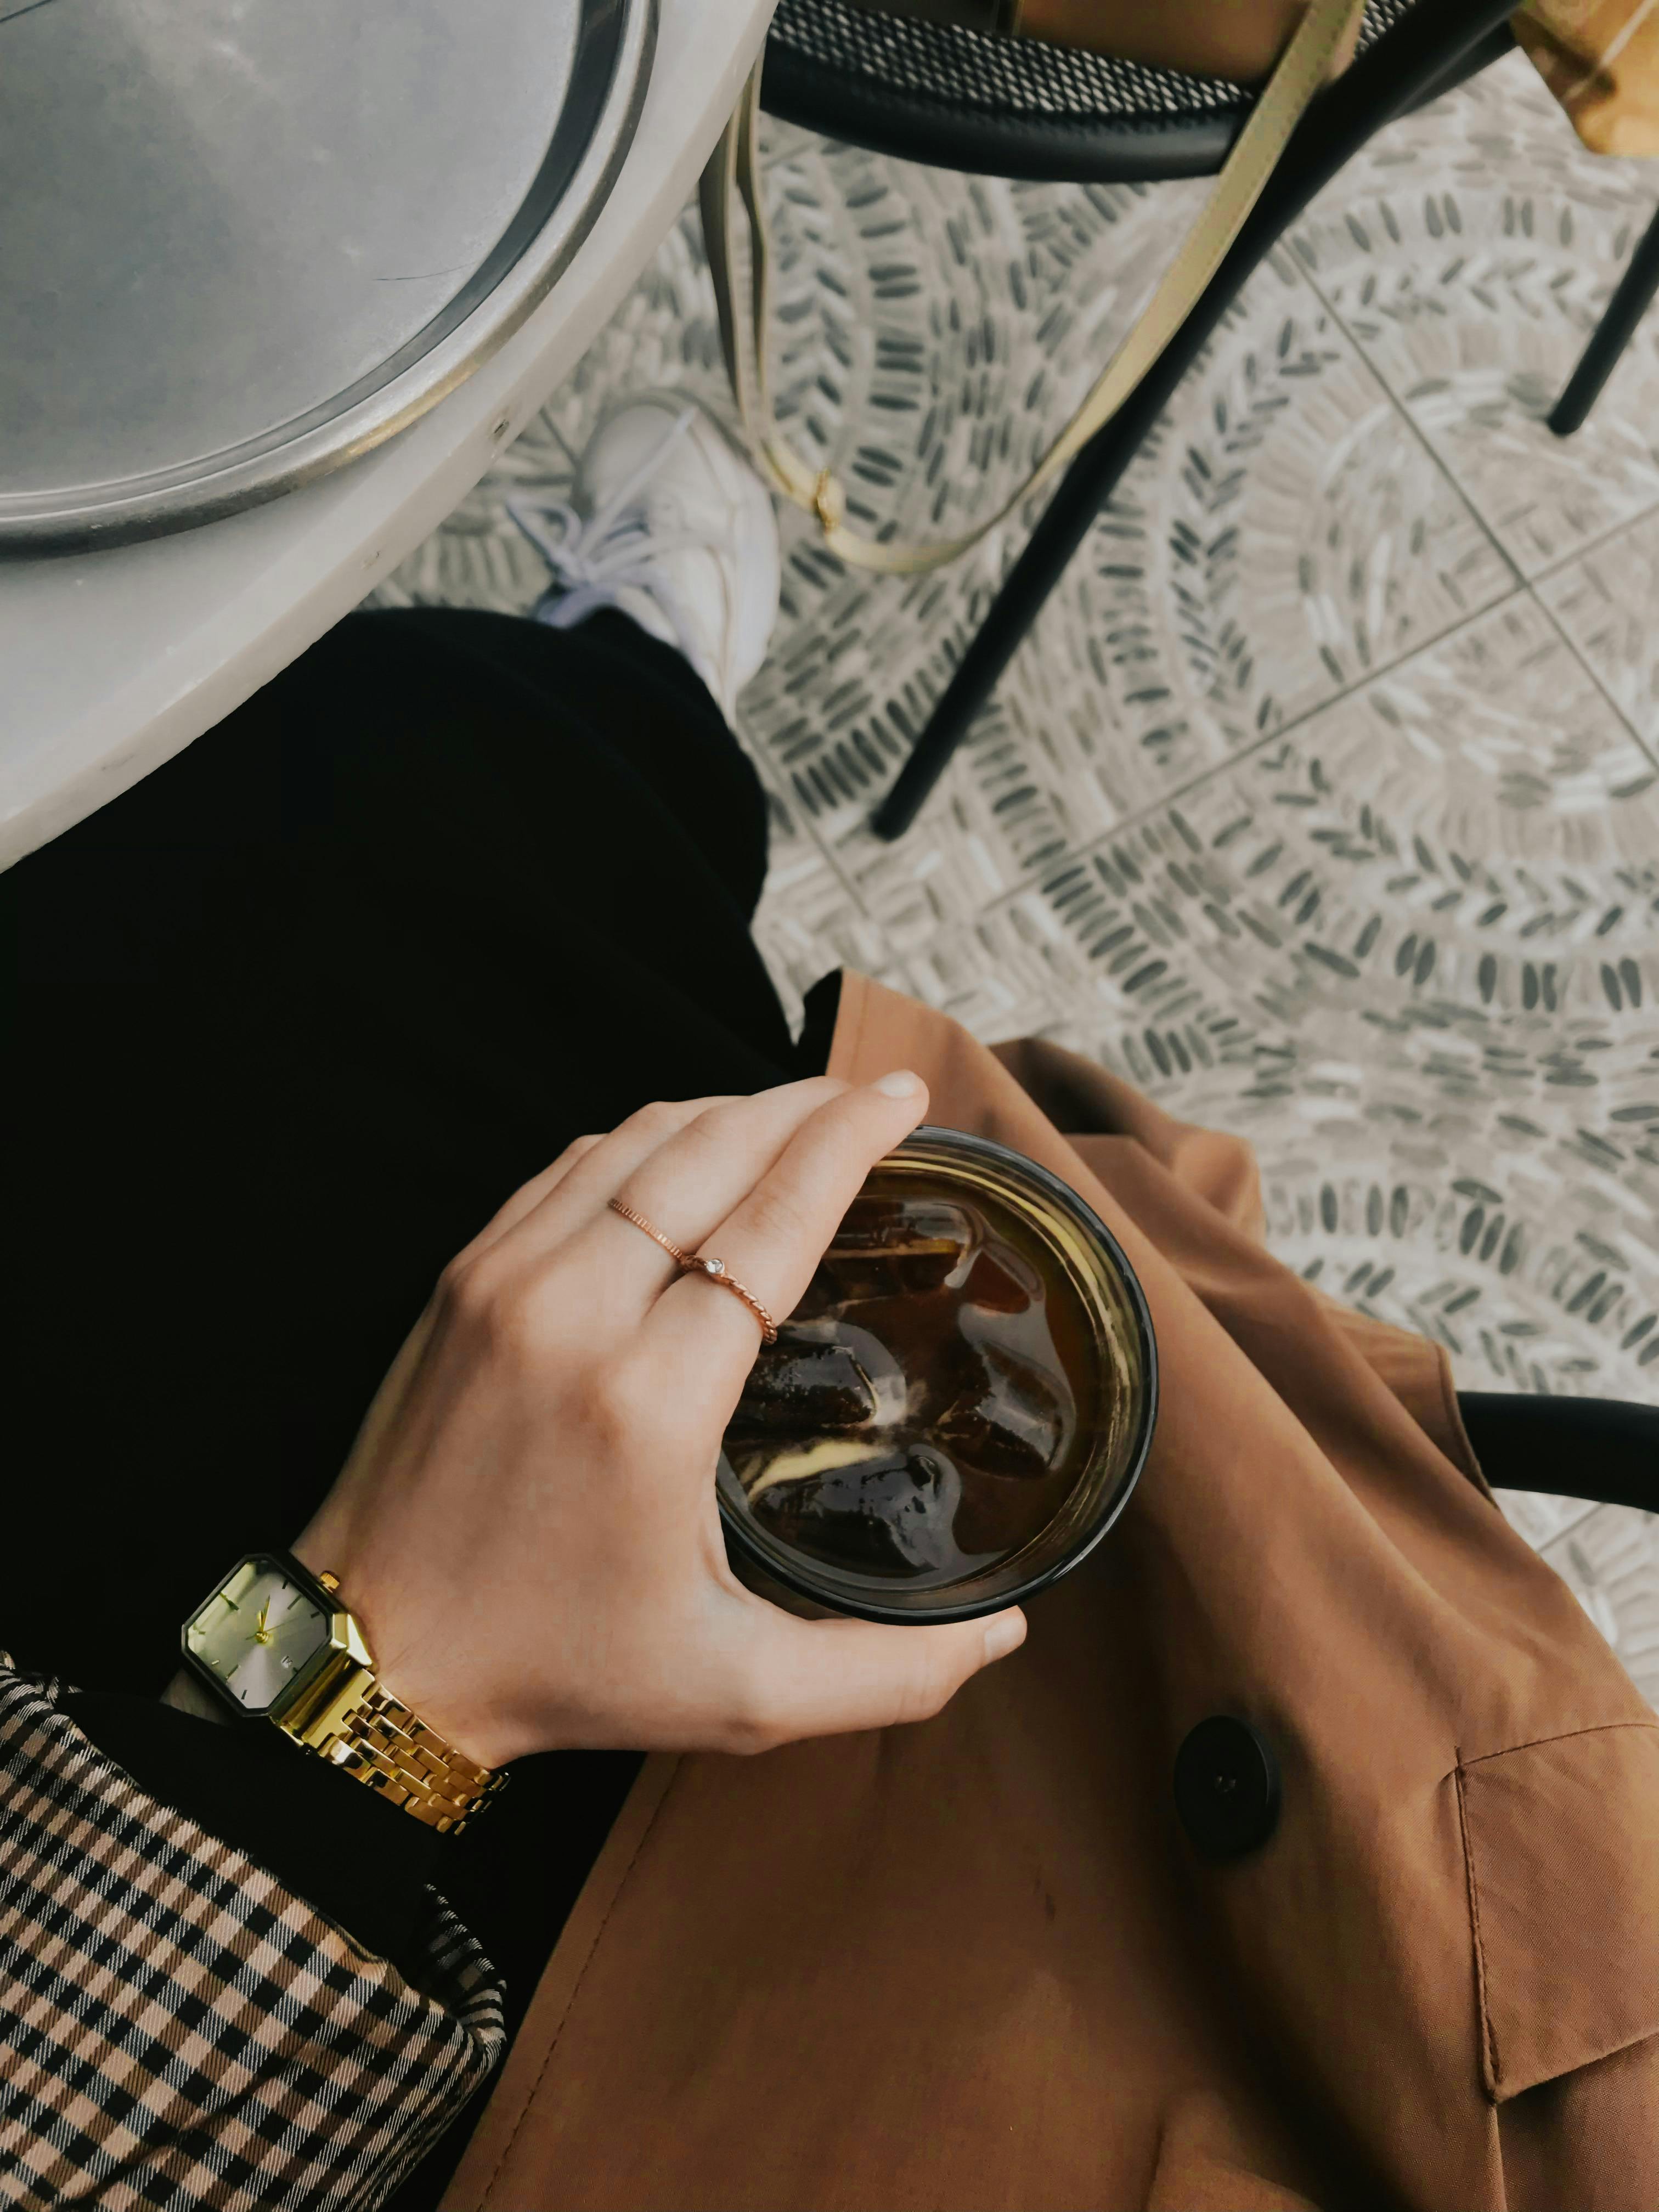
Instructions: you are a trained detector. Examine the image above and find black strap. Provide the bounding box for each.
[1457,1393,1659,1515]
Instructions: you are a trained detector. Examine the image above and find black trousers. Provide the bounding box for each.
[1,607,827,2208]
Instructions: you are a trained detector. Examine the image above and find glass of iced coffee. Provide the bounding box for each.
[716,1127,1158,1623]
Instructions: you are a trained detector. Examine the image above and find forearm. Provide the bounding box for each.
[160,1663,228,1724]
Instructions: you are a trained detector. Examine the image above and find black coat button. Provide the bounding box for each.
[1174,1716,1281,1861]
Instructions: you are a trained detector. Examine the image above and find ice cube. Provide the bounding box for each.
[750,1443,964,1579]
[936,1341,1071,1482]
[821,1194,979,1301]
[959,1241,1041,1315]
[729,1327,878,1438]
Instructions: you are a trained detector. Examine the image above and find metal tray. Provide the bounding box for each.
[0,0,654,549]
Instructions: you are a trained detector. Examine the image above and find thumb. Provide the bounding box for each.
[737,1603,1026,1747]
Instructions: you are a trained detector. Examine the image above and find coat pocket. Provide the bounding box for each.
[1456,1722,1659,2102]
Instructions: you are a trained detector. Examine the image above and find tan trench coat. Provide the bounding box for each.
[443,974,1659,2212]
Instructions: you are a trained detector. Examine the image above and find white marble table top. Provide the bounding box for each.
[0,0,772,872]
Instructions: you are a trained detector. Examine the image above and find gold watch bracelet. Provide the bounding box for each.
[278,1570,506,1835]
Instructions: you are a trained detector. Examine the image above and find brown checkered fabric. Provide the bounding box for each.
[0,1659,504,2209]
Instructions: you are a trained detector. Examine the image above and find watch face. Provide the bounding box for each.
[184,1556,334,1716]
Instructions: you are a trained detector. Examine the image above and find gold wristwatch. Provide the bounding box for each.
[180,1551,505,1833]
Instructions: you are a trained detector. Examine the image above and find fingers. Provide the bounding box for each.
[724,1604,1026,1749]
[456,1133,606,1264]
[647,1070,929,1384]
[459,1096,742,1266]
[581,1076,856,1314]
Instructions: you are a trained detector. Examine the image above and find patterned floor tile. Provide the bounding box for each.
[383,148,1517,898]
[1020,596,1659,1053]
[746,784,869,1035]
[822,254,1520,939]
[1491,1484,1601,1550]
[839,603,1659,1408]
[1288,53,1659,578]
[749,139,1517,837]
[1537,503,1659,750]
[948,601,1659,1403]
[1254,1101,1659,1399]
[849,895,1093,1040]
[1538,1500,1659,1705]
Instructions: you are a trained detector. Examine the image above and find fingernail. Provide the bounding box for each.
[982,1610,1026,1663]
[872,1069,923,1099]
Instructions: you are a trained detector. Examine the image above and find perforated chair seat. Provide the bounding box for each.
[762,0,1417,179]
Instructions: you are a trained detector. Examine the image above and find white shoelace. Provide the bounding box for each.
[507,407,726,631]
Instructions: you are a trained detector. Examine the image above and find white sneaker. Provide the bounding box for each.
[509,399,781,724]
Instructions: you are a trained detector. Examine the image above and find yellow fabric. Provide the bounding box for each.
[1517,0,1659,155]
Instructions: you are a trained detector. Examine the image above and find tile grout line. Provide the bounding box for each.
[1528,489,1659,588]
[1526,472,1659,769]
[938,579,1534,946]
[738,721,882,977]
[872,562,1539,937]
[1294,257,1659,773]
[1527,595,1659,775]
[1300,253,1659,761]
[821,556,1525,934]
[822,236,1530,930]
[1292,255,1525,582]
[744,229,1364,934]
[751,171,1656,949]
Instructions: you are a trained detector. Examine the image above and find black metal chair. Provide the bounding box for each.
[760,0,1659,838]
[1458,1393,1659,1517]
[1547,199,1659,436]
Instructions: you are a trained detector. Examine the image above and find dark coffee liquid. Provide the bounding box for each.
[725,1172,1098,1584]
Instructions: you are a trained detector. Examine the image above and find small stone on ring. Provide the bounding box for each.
[703,1257,725,1276]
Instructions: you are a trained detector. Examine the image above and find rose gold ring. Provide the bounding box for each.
[607,1198,778,1343]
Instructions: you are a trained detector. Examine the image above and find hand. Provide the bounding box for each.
[293,1073,1026,1770]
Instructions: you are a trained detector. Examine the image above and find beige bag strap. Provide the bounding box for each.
[699,0,1365,575]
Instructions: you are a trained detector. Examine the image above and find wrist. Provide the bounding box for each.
[289,1531,520,1771]
[181,1546,509,1832]
[162,1666,233,1725]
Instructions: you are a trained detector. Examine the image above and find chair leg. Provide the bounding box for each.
[870,383,1170,842]
[868,0,1519,839]
[1548,201,1659,439]
[871,180,1295,843]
